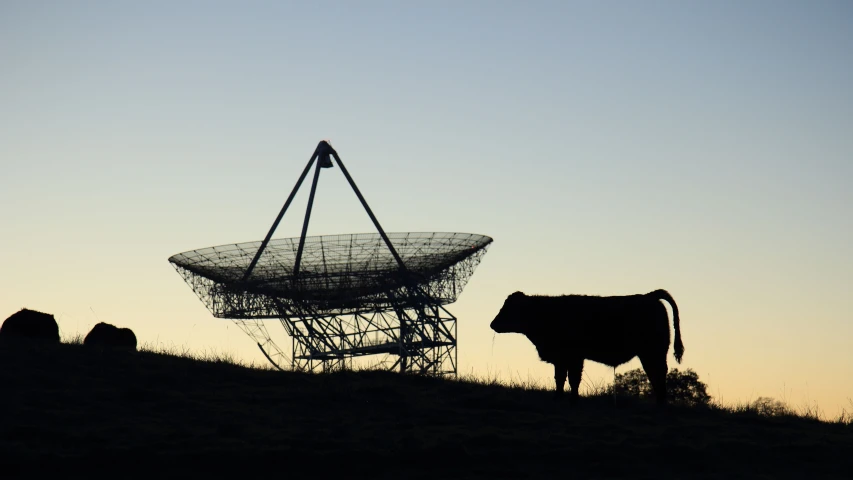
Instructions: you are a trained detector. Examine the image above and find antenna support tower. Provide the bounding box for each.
[168,140,493,376]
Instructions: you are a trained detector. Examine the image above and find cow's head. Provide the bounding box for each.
[490,291,529,334]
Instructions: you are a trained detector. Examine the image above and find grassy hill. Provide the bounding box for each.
[1,340,850,479]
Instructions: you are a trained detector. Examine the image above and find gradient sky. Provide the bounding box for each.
[2,1,851,416]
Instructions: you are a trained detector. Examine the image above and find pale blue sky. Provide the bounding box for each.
[2,1,851,414]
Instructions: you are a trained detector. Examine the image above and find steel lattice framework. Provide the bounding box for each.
[168,141,493,376]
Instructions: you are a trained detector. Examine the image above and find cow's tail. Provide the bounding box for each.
[648,289,684,363]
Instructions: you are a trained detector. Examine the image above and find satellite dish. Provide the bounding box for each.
[169,141,493,375]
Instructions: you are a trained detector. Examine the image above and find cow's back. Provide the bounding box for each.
[0,309,60,344]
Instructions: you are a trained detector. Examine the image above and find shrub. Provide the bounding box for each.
[613,367,712,407]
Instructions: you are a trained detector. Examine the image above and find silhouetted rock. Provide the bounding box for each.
[0,308,61,344]
[84,322,137,350]
[490,289,684,406]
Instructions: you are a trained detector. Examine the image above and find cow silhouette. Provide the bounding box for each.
[490,289,684,406]
[0,308,61,344]
[84,322,137,350]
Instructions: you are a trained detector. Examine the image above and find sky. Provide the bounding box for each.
[1,1,851,416]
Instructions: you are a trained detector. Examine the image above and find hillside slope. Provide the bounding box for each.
[1,341,850,479]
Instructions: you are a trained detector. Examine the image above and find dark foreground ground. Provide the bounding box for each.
[1,341,850,479]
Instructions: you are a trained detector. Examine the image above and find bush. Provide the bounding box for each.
[747,396,794,417]
[613,367,712,407]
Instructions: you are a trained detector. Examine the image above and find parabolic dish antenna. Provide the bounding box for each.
[168,140,493,375]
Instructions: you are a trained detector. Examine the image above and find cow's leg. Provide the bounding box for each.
[567,358,584,406]
[640,354,668,406]
[553,363,568,399]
